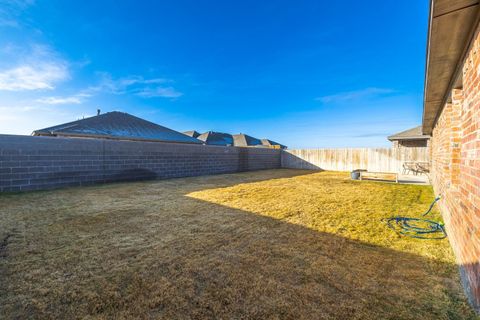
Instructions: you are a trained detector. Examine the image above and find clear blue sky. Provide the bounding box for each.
[0,0,429,148]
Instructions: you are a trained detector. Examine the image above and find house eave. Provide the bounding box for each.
[422,0,480,135]
[387,136,431,142]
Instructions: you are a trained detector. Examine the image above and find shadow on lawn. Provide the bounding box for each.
[0,169,475,319]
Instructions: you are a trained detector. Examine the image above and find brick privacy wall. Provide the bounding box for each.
[430,29,480,313]
[0,134,281,192]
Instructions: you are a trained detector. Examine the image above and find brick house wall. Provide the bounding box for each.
[430,27,480,313]
[0,135,281,192]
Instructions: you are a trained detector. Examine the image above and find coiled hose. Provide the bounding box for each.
[386,196,447,240]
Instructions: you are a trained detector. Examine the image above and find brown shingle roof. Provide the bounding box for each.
[388,126,430,141]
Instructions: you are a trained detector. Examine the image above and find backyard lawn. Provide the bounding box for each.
[0,169,477,319]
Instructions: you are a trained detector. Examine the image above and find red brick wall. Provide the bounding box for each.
[430,29,480,313]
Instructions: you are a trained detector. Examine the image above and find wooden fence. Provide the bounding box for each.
[281,147,429,173]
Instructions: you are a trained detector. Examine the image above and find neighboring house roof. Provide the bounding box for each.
[197,131,234,146]
[232,133,263,147]
[32,111,203,144]
[183,130,201,138]
[423,0,479,134]
[388,126,430,141]
[261,139,287,149]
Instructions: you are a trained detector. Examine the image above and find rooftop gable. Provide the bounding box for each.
[197,131,234,146]
[232,133,262,147]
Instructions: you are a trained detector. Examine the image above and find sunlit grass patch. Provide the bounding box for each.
[188,171,451,262]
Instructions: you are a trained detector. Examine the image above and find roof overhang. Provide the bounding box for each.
[387,135,431,142]
[423,0,480,135]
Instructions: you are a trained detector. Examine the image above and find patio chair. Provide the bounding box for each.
[402,162,418,175]
[415,162,430,175]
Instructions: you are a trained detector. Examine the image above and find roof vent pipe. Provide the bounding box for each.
[97,109,101,116]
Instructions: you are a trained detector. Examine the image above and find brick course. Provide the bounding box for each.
[430,26,480,313]
[0,134,281,192]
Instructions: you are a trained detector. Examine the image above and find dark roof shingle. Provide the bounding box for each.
[232,134,262,147]
[197,131,233,146]
[33,111,202,144]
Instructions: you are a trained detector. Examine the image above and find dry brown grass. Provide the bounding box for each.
[0,169,477,319]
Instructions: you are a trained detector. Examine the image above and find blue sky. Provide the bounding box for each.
[0,0,428,148]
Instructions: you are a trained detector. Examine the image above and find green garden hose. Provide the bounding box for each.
[386,196,447,240]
